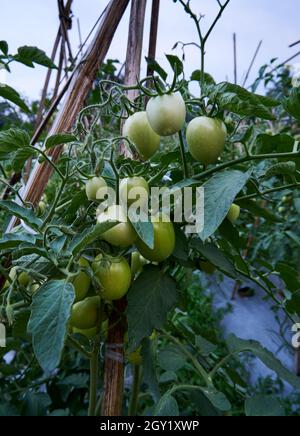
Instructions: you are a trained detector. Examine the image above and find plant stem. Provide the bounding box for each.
[237,182,300,202]
[67,335,91,359]
[128,364,142,416]
[88,345,99,416]
[193,151,300,181]
[42,176,67,229]
[178,130,189,179]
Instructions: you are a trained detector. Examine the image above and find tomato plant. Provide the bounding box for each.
[1,0,300,418]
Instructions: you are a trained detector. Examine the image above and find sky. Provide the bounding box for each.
[0,0,300,101]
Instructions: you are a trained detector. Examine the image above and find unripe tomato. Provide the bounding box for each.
[70,296,100,330]
[199,260,216,275]
[227,204,241,223]
[136,215,175,262]
[73,326,98,339]
[119,177,149,208]
[97,205,137,248]
[9,267,31,287]
[186,116,227,165]
[85,177,107,201]
[123,111,161,160]
[146,92,186,136]
[73,258,91,302]
[127,348,142,365]
[96,257,131,301]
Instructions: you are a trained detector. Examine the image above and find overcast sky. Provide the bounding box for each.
[1,0,299,101]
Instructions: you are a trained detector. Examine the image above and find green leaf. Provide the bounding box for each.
[0,233,37,250]
[245,395,285,417]
[195,335,217,356]
[283,86,300,121]
[256,134,295,154]
[265,161,297,178]
[141,339,160,401]
[0,128,30,153]
[128,213,154,249]
[172,225,189,261]
[127,266,180,351]
[199,170,252,241]
[0,41,8,55]
[157,346,186,371]
[205,82,279,120]
[238,199,282,223]
[145,57,168,81]
[227,335,300,388]
[70,221,118,255]
[276,262,300,293]
[14,46,57,69]
[192,239,237,279]
[199,387,231,412]
[0,201,43,230]
[191,70,215,85]
[0,84,30,112]
[12,147,36,171]
[166,54,183,76]
[28,280,75,372]
[154,394,179,416]
[45,133,77,150]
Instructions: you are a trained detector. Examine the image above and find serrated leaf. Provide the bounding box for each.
[199,170,251,241]
[0,84,30,112]
[205,82,279,120]
[127,266,179,351]
[69,221,118,255]
[0,233,37,250]
[28,280,75,372]
[227,335,300,388]
[199,387,231,412]
[45,133,77,150]
[12,147,35,171]
[256,133,295,154]
[265,161,296,178]
[15,46,57,69]
[166,54,183,76]
[0,201,43,230]
[128,212,154,249]
[283,86,300,121]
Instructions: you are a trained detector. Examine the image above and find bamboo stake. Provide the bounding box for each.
[233,33,237,84]
[5,0,131,232]
[102,0,148,417]
[147,0,160,76]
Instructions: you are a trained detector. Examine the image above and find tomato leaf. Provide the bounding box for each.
[0,200,43,231]
[154,394,179,416]
[0,84,30,112]
[127,266,179,352]
[227,335,300,388]
[69,221,118,255]
[145,57,168,81]
[199,169,252,241]
[205,82,279,120]
[28,280,75,372]
[0,41,8,56]
[283,86,300,122]
[45,133,77,150]
[0,233,37,250]
[14,46,57,69]
[245,395,285,417]
[128,213,154,249]
[255,133,295,154]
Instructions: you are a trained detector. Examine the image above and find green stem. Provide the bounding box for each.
[162,330,211,385]
[193,151,300,181]
[42,176,66,229]
[237,182,300,202]
[30,146,65,181]
[67,335,91,359]
[88,345,99,417]
[178,130,189,179]
[128,364,142,416]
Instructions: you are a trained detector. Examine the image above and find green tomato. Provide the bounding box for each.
[96,257,132,301]
[136,215,175,262]
[73,326,98,339]
[146,92,186,136]
[73,258,91,302]
[119,177,149,208]
[86,177,107,201]
[9,267,31,287]
[123,111,160,160]
[127,348,142,365]
[199,260,216,275]
[187,116,227,165]
[70,296,100,330]
[97,205,137,248]
[227,204,241,223]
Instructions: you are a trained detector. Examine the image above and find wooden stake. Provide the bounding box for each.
[102,0,148,417]
[5,0,130,234]
[147,0,160,76]
[233,33,237,84]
